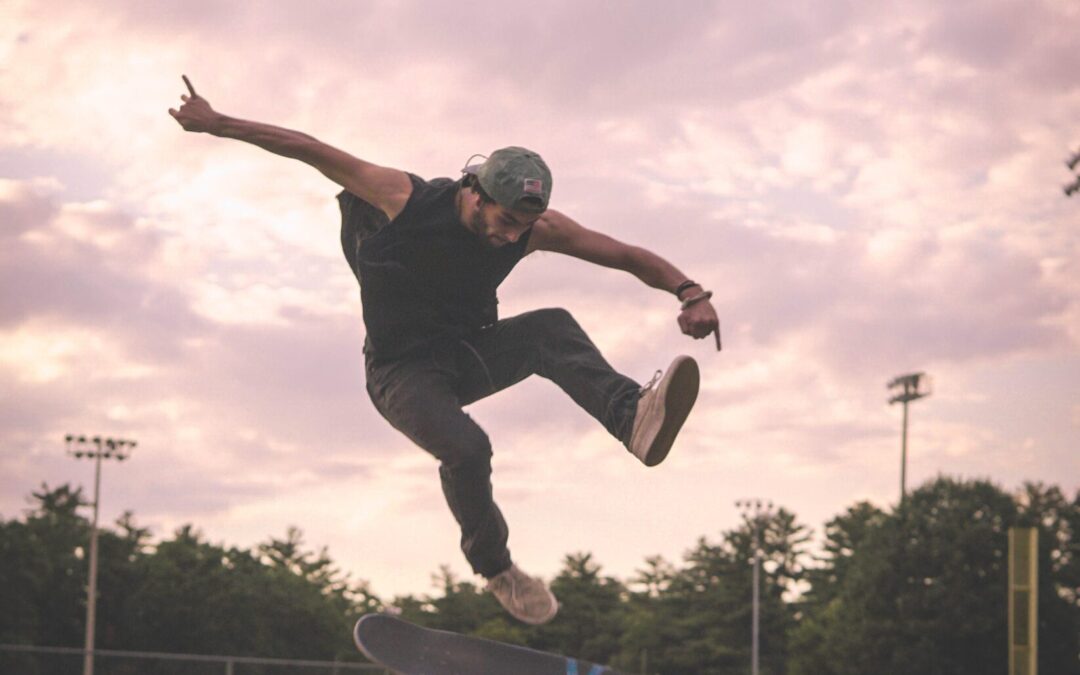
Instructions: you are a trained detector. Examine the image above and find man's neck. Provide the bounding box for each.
[456,185,478,234]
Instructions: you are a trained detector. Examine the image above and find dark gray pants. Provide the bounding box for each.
[364,308,641,578]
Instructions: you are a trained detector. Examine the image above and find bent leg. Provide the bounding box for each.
[458,308,641,445]
[366,355,512,578]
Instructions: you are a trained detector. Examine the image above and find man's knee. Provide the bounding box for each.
[371,386,493,468]
[441,428,493,469]
[523,307,582,340]
[412,415,493,469]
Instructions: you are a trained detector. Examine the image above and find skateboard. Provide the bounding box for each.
[353,613,624,675]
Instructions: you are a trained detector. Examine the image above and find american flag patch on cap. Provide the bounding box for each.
[523,178,543,194]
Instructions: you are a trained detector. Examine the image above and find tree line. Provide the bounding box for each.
[1,477,1077,674]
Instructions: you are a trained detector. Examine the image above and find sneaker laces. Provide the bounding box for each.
[640,369,663,397]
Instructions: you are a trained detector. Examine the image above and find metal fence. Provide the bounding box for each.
[0,644,389,675]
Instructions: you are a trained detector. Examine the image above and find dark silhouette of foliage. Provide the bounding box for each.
[3,477,1078,674]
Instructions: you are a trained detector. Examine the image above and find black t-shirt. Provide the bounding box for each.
[338,174,532,360]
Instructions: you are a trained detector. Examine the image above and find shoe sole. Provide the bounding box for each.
[488,571,560,625]
[502,587,559,626]
[520,592,558,625]
[642,356,700,466]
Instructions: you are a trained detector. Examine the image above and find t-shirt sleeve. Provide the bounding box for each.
[338,190,391,240]
[338,190,390,282]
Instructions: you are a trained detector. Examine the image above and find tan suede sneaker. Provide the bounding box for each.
[486,564,559,625]
[628,355,700,466]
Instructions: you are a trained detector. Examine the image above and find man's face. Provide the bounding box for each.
[470,201,541,248]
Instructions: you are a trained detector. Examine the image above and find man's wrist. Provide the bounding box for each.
[210,114,240,138]
[675,280,702,300]
[680,290,713,311]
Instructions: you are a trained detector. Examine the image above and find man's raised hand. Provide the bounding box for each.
[168,75,220,133]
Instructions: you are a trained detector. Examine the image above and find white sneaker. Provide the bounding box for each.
[486,564,559,625]
[628,355,700,466]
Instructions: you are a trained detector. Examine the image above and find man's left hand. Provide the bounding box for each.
[168,75,222,134]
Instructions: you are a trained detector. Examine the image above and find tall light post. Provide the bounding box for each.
[887,373,931,504]
[66,434,135,675]
[736,499,774,675]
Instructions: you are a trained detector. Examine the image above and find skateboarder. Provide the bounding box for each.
[170,76,719,625]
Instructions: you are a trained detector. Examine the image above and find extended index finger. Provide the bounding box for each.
[714,324,722,352]
[182,74,197,98]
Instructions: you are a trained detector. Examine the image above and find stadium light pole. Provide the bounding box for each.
[887,373,931,504]
[736,499,774,675]
[66,434,136,675]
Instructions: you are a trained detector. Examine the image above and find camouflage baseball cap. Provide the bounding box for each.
[464,146,552,214]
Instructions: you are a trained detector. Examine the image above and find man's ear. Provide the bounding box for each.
[462,184,482,211]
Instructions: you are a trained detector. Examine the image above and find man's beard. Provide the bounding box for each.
[471,209,505,248]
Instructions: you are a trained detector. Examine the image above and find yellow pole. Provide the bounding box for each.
[1008,527,1038,675]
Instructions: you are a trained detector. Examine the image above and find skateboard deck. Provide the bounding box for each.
[353,613,624,675]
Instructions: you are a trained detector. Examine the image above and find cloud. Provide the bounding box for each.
[0,184,203,364]
[0,179,391,517]
[923,0,1080,92]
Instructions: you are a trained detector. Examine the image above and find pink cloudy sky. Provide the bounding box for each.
[2,0,1078,598]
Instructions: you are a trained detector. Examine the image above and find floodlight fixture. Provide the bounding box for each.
[736,498,774,514]
[1065,175,1080,198]
[888,372,932,404]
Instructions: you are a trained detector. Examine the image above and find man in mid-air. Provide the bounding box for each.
[170,75,719,625]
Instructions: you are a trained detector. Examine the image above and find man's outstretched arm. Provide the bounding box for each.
[168,75,411,220]
[528,209,720,348]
